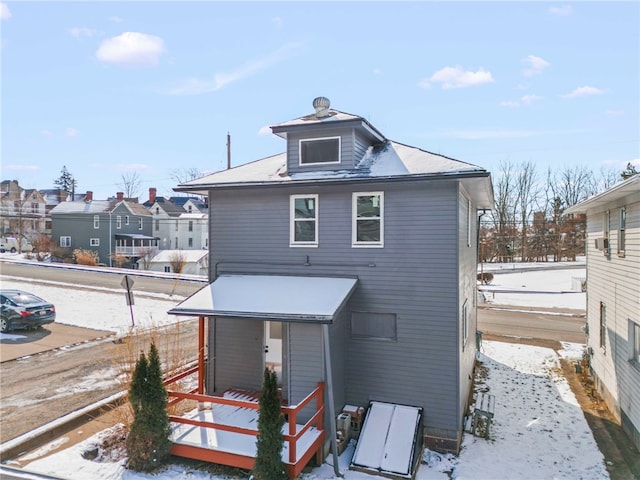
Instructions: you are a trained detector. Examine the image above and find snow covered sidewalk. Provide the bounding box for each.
[18,340,609,480]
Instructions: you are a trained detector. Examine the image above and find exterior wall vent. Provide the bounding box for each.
[312,96,331,118]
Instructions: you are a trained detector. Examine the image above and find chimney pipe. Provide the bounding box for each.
[85,191,93,202]
[149,187,157,204]
[227,132,231,170]
[116,192,124,201]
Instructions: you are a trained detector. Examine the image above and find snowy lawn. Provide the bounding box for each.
[19,341,608,480]
[0,276,183,336]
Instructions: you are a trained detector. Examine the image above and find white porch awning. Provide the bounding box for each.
[168,274,358,323]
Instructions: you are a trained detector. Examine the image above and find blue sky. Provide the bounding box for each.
[2,1,638,200]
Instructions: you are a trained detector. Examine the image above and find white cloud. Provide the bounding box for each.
[258,125,272,136]
[68,27,96,39]
[522,55,550,77]
[109,16,123,23]
[4,164,39,172]
[40,130,53,137]
[521,94,542,105]
[500,94,543,108]
[549,5,573,16]
[162,42,301,95]
[66,127,79,137]
[0,3,11,21]
[606,109,624,116]
[562,86,605,99]
[96,32,166,67]
[419,65,494,89]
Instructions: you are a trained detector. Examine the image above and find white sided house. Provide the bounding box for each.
[139,249,208,275]
[567,174,640,451]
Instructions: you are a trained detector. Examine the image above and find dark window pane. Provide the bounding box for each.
[357,195,380,217]
[357,219,380,242]
[351,312,396,341]
[295,220,316,242]
[301,138,339,164]
[294,197,315,219]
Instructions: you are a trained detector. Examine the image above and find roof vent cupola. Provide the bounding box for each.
[312,96,331,118]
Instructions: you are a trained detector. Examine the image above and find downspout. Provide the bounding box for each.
[322,324,343,477]
[109,209,112,268]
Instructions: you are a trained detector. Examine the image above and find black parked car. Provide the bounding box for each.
[0,290,56,332]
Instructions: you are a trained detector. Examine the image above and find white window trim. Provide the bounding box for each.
[630,319,640,366]
[299,136,341,166]
[93,215,100,229]
[116,216,122,229]
[618,206,626,256]
[90,238,100,246]
[290,194,319,247]
[352,191,384,248]
[467,199,472,247]
[462,299,469,347]
[138,218,143,230]
[60,236,71,247]
[125,215,130,225]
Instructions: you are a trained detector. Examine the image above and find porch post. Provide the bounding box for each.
[322,324,342,477]
[198,316,205,394]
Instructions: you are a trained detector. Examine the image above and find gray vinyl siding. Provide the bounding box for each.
[288,322,323,423]
[583,192,640,450]
[286,127,370,174]
[208,317,263,394]
[208,178,465,435]
[458,186,477,430]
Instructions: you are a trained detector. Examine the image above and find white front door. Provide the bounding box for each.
[264,321,283,386]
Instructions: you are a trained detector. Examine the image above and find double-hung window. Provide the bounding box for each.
[630,320,640,366]
[138,218,143,230]
[116,216,122,229]
[290,194,318,246]
[60,236,71,247]
[93,215,100,229]
[352,192,384,247]
[299,137,340,165]
[90,238,100,247]
[600,302,607,352]
[618,207,626,256]
[603,210,610,255]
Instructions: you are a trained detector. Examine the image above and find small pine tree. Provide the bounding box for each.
[126,343,172,472]
[253,367,287,480]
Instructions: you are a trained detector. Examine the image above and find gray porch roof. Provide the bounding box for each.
[167,274,358,323]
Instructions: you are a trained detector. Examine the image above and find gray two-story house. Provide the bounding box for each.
[168,98,494,472]
[50,192,158,267]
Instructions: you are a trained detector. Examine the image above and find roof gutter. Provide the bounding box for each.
[174,170,491,193]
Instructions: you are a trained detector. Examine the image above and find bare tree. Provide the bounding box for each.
[488,161,518,262]
[138,246,158,270]
[118,172,142,199]
[168,251,187,273]
[170,168,205,185]
[29,233,53,262]
[515,161,538,261]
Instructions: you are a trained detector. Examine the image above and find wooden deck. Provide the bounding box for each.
[164,365,325,479]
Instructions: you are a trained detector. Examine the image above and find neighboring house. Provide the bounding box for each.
[143,188,209,250]
[566,174,640,451]
[166,96,494,474]
[138,249,208,275]
[39,188,69,234]
[50,191,158,267]
[176,212,208,250]
[0,180,47,240]
[171,195,208,214]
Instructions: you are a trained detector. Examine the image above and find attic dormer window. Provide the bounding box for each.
[299,136,340,165]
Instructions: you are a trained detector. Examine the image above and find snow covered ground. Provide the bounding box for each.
[1,257,607,479]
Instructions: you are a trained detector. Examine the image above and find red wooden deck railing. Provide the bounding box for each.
[163,365,325,479]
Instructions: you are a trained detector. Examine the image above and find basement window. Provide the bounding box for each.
[299,137,340,165]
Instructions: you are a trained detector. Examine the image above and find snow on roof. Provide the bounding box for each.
[566,174,640,214]
[50,200,113,214]
[148,249,207,263]
[178,141,485,189]
[168,274,358,322]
